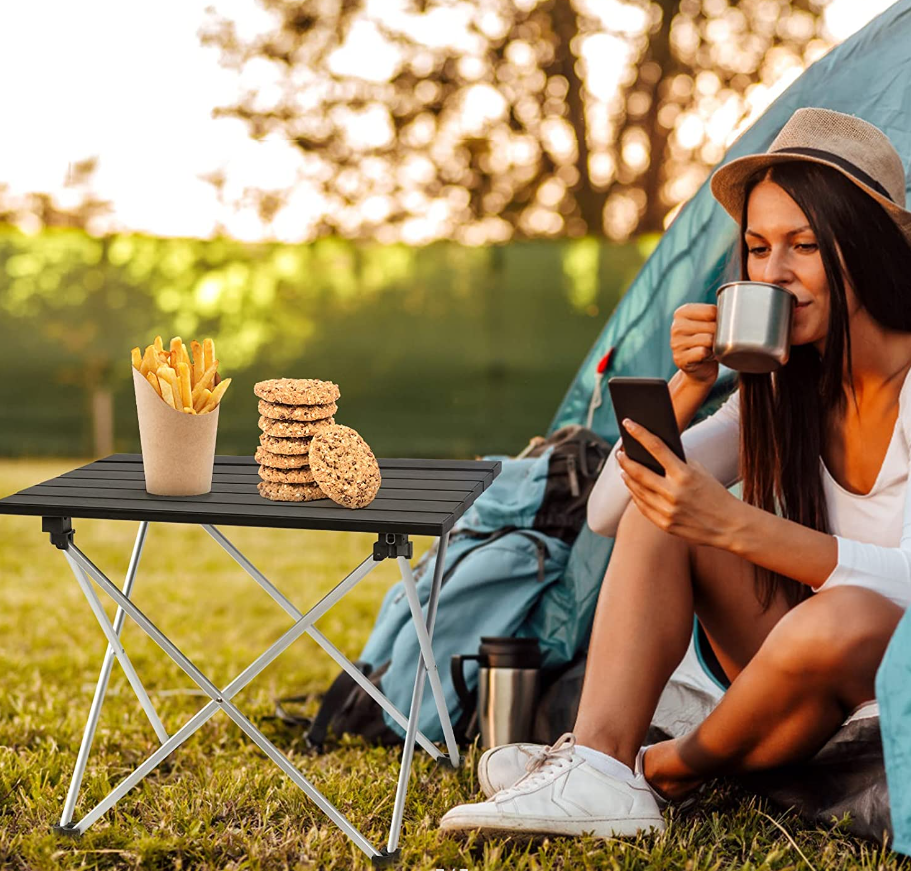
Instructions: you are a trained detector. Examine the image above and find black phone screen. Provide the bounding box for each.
[607,377,686,476]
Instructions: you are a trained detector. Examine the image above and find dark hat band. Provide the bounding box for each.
[770,146,893,201]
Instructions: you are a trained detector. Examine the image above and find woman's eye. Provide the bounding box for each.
[796,243,818,252]
[747,246,768,255]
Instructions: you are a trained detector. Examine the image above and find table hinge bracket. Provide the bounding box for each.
[373,533,412,561]
[43,516,74,550]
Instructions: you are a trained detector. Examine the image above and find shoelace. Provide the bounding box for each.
[493,732,578,800]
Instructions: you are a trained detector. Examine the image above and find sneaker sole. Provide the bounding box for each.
[440,813,666,839]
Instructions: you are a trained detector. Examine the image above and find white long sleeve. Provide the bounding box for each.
[586,389,742,539]
[585,375,911,610]
[815,533,911,607]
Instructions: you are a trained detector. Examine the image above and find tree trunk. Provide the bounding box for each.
[92,386,114,457]
[549,0,607,236]
[631,0,679,234]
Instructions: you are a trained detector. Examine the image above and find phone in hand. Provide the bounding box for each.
[607,377,686,476]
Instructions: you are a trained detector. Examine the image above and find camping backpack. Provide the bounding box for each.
[276,425,612,749]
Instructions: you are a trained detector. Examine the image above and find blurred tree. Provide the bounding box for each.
[0,159,123,455]
[201,0,832,242]
[0,157,113,234]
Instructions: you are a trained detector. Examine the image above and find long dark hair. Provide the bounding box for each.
[738,161,911,610]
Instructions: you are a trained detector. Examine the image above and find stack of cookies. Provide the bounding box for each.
[254,378,340,502]
[254,378,383,509]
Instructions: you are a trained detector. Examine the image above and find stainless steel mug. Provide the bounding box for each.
[452,637,542,749]
[714,281,798,373]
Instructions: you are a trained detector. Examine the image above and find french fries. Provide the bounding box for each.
[194,388,212,413]
[131,335,230,414]
[145,371,163,398]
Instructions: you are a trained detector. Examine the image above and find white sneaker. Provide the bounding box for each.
[635,745,704,812]
[440,733,666,839]
[477,742,545,798]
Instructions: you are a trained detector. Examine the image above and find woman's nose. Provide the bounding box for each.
[758,245,794,287]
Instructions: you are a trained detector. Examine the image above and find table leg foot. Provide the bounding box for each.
[51,823,82,838]
[371,847,401,867]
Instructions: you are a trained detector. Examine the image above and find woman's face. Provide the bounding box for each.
[744,178,856,351]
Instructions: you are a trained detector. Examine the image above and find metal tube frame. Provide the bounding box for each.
[51,521,457,866]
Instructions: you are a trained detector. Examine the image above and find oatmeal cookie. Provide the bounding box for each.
[253,378,340,406]
[255,445,311,469]
[257,399,338,422]
[260,433,313,455]
[257,464,317,484]
[308,424,382,509]
[258,415,335,438]
[257,480,326,502]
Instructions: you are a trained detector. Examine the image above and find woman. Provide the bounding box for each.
[440,107,911,839]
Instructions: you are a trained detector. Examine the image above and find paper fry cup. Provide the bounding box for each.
[132,365,220,496]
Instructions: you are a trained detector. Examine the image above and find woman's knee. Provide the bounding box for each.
[756,586,901,681]
[616,498,689,551]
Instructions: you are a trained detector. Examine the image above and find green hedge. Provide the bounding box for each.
[0,228,652,459]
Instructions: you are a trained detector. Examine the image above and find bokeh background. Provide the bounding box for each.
[0,0,895,461]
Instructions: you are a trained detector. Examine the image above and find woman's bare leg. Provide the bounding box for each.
[644,586,903,799]
[572,500,790,767]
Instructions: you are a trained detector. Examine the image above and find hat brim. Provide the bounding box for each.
[710,152,911,246]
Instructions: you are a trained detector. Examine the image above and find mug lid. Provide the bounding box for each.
[479,636,542,669]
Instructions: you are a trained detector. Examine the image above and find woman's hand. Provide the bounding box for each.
[671,303,718,386]
[616,418,741,549]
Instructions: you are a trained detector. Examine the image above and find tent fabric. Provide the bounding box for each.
[543,0,911,850]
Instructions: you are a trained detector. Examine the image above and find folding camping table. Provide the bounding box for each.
[0,453,500,866]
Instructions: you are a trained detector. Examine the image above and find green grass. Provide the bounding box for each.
[0,459,907,870]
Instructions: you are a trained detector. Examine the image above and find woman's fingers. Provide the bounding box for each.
[618,454,664,497]
[678,346,716,365]
[674,303,716,321]
[621,471,670,527]
[672,318,716,336]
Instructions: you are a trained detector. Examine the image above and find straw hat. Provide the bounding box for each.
[710,107,911,245]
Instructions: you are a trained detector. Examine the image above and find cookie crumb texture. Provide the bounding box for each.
[309,424,382,509]
[257,480,326,502]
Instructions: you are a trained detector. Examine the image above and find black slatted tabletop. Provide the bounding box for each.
[0,454,501,536]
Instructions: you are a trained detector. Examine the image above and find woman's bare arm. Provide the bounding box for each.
[726,502,840,589]
[668,368,717,432]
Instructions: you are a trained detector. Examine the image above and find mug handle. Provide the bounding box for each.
[451,654,482,711]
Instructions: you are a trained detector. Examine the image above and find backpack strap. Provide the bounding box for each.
[273,660,375,750]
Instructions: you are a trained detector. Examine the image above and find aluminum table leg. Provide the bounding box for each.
[200,524,444,761]
[384,530,451,859]
[55,524,459,865]
[57,521,151,830]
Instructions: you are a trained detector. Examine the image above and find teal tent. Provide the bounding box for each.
[545,0,911,850]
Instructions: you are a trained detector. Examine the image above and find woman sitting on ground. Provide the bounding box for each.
[439,107,911,839]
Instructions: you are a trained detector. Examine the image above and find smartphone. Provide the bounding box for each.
[607,377,686,476]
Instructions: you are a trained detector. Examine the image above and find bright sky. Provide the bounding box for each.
[0,0,899,241]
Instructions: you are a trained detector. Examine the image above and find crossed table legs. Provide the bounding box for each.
[44,517,457,866]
